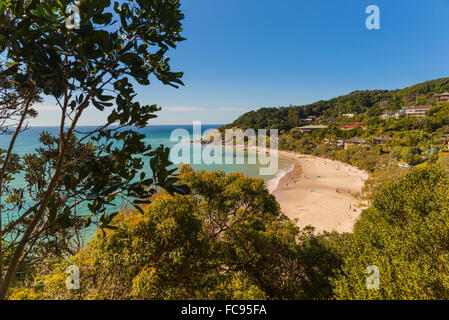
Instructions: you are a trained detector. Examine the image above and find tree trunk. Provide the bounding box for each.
[0,96,88,300]
[0,95,33,284]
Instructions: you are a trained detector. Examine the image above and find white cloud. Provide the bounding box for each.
[164,106,205,112]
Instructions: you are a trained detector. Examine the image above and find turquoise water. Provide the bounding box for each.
[0,125,293,236]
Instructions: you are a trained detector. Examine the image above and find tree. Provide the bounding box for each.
[8,166,342,300]
[0,67,42,282]
[0,0,188,299]
[401,147,421,164]
[332,165,449,299]
[0,68,40,135]
[362,166,408,202]
[436,155,449,172]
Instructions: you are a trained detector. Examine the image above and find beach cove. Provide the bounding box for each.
[0,126,368,235]
[271,151,369,233]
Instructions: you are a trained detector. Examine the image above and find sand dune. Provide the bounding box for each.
[272,152,369,234]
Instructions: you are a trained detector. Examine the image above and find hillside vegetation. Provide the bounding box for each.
[223,78,449,130]
[10,164,449,300]
[220,78,449,175]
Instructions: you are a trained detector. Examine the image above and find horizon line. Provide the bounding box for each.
[23,123,226,127]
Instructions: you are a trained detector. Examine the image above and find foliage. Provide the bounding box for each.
[331,165,449,299]
[0,0,187,298]
[9,167,342,300]
[11,165,449,300]
[0,67,40,134]
[362,166,409,202]
[224,78,449,131]
[223,78,449,175]
[3,1,449,302]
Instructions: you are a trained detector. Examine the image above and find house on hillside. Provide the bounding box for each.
[339,122,367,131]
[344,137,368,150]
[292,124,328,133]
[434,92,449,101]
[297,118,314,125]
[379,112,394,120]
[404,105,432,117]
[342,113,354,118]
[373,136,392,145]
[324,138,344,147]
[380,111,404,119]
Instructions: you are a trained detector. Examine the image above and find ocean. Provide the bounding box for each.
[0,125,293,236]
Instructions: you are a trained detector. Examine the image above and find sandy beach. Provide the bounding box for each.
[199,141,368,233]
[272,151,369,234]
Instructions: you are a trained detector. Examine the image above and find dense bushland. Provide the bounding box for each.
[9,164,449,300]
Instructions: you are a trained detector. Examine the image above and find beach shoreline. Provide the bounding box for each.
[194,141,369,233]
[271,150,369,233]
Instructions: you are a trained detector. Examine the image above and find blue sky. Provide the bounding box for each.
[33,0,449,126]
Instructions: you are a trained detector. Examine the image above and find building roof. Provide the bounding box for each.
[435,92,449,96]
[325,138,344,142]
[340,123,366,129]
[295,125,328,130]
[406,105,432,111]
[345,137,367,144]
